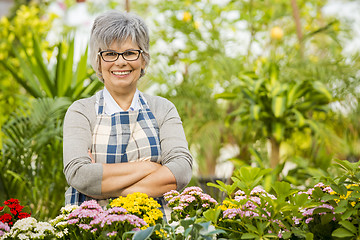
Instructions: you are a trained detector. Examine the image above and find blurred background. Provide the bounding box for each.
[0,0,359,220]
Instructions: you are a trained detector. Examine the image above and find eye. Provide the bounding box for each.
[104,51,117,56]
[123,50,137,57]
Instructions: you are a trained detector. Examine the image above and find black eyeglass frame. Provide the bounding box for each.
[98,49,143,62]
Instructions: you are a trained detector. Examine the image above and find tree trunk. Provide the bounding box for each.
[290,0,303,56]
[270,137,280,169]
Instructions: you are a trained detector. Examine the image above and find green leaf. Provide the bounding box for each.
[334,206,347,213]
[0,59,42,98]
[207,180,237,196]
[272,181,291,199]
[313,81,332,102]
[341,209,357,220]
[287,82,304,107]
[272,96,286,118]
[272,122,284,142]
[214,92,237,99]
[132,225,154,240]
[332,228,355,238]
[339,220,357,234]
[32,35,55,96]
[241,233,259,239]
[293,192,310,206]
[250,104,261,120]
[291,109,305,127]
[321,194,338,202]
[244,223,258,233]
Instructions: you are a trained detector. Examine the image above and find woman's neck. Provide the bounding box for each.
[106,87,136,111]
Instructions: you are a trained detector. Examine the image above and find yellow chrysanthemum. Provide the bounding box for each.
[330,184,359,206]
[155,229,168,238]
[110,192,163,228]
[218,199,238,211]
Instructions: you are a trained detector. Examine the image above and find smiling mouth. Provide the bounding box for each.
[112,71,132,76]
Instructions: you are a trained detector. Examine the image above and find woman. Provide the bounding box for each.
[62,10,193,210]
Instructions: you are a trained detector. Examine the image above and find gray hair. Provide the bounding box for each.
[89,10,150,82]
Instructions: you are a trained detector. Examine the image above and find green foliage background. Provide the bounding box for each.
[0,0,359,220]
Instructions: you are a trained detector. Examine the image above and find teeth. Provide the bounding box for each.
[112,71,131,76]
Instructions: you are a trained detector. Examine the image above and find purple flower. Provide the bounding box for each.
[314,183,325,188]
[182,187,203,194]
[234,190,245,196]
[67,218,79,224]
[100,214,147,229]
[0,222,10,232]
[164,190,179,201]
[89,212,107,226]
[181,195,196,203]
[107,231,117,236]
[292,216,302,225]
[0,222,10,237]
[107,207,127,215]
[305,217,314,224]
[173,206,184,211]
[79,223,92,230]
[223,208,259,219]
[80,200,103,211]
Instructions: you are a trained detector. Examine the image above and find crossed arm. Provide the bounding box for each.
[63,96,192,202]
[89,156,177,199]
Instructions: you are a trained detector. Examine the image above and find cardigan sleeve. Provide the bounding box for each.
[146,95,193,191]
[63,98,103,196]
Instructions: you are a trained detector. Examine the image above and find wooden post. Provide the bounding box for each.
[125,0,130,12]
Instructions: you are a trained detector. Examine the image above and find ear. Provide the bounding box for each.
[141,58,146,69]
[98,57,102,73]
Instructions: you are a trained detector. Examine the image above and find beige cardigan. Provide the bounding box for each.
[63,92,193,203]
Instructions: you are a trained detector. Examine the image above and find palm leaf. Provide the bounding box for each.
[1,97,70,218]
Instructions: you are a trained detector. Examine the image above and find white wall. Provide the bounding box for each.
[0,0,13,18]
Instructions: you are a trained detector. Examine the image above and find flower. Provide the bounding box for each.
[1,217,55,239]
[57,199,152,238]
[330,184,359,207]
[0,198,31,227]
[0,221,10,237]
[165,186,217,222]
[109,192,163,228]
[270,26,284,40]
[182,11,192,22]
[67,200,104,226]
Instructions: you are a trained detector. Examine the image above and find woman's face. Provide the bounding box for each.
[100,39,145,96]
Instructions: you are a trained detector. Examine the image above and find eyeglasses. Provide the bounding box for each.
[98,49,143,62]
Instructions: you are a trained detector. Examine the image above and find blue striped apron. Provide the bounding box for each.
[66,90,166,218]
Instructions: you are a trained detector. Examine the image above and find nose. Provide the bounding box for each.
[114,54,127,66]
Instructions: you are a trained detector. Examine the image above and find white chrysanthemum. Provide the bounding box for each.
[29,232,41,238]
[55,221,68,227]
[50,214,66,224]
[56,231,64,238]
[12,217,37,231]
[34,222,55,234]
[2,232,11,238]
[61,204,79,214]
[17,233,29,240]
